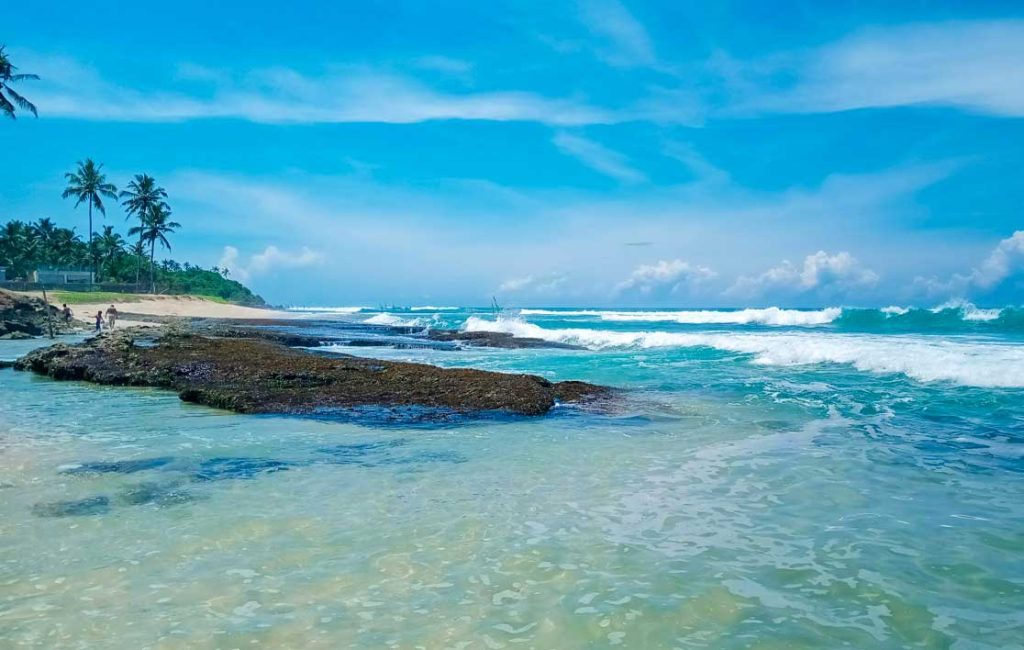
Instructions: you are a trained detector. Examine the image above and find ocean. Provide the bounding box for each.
[2,303,1023,648]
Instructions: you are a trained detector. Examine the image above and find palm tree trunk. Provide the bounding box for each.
[149,239,156,294]
[134,218,144,288]
[88,200,95,283]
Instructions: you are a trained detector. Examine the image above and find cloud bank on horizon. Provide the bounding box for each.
[3,1,1023,306]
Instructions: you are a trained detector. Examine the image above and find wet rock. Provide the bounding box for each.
[0,289,80,337]
[15,331,610,417]
[427,329,582,349]
[117,481,196,506]
[191,457,298,481]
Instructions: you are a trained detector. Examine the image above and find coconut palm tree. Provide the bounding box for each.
[0,220,35,277]
[94,225,126,280]
[30,218,58,265]
[62,159,117,281]
[129,204,180,293]
[119,174,168,285]
[0,45,38,119]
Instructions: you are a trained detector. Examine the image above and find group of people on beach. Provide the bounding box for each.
[56,303,119,332]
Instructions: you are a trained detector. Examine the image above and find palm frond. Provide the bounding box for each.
[3,86,37,116]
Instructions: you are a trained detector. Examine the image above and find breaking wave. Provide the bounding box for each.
[364,313,429,327]
[464,316,1024,388]
[518,304,1022,333]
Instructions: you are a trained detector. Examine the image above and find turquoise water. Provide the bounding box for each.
[2,305,1023,648]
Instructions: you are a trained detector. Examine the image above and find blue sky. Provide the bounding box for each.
[3,0,1023,307]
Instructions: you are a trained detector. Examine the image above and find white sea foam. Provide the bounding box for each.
[365,313,426,327]
[518,307,841,326]
[464,317,1024,388]
[881,305,910,316]
[930,300,1003,321]
[287,306,366,314]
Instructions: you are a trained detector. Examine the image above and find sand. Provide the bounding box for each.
[19,293,296,328]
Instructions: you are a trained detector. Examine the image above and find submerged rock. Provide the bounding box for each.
[15,331,609,417]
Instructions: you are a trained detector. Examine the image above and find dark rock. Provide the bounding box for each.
[32,496,111,517]
[0,289,80,336]
[117,481,196,506]
[427,329,582,350]
[192,457,298,481]
[0,331,34,340]
[15,331,610,417]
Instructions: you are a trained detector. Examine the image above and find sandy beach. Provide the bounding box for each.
[18,293,296,325]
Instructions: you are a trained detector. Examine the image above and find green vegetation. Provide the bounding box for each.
[1,50,264,307]
[0,45,38,119]
[0,217,264,305]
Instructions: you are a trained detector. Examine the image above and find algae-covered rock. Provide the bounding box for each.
[15,331,609,417]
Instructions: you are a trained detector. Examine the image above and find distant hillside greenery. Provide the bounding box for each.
[0,218,265,306]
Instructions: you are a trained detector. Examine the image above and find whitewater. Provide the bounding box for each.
[3,302,1023,648]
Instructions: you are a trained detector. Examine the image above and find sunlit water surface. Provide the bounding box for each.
[2,307,1023,648]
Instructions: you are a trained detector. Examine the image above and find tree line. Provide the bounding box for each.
[1,46,263,305]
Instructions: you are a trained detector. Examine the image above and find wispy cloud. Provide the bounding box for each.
[552,132,647,183]
[577,0,656,68]
[730,20,1024,118]
[497,273,567,294]
[18,52,616,126]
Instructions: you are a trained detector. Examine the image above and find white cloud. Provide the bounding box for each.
[552,132,647,183]
[219,245,324,282]
[615,259,716,294]
[17,52,615,126]
[577,0,656,68]
[914,230,1024,296]
[498,273,567,294]
[733,20,1024,117]
[728,251,879,297]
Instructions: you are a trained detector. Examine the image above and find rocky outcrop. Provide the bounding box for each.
[15,331,609,417]
[426,329,581,349]
[0,289,77,338]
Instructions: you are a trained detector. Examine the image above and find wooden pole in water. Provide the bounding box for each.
[41,285,55,339]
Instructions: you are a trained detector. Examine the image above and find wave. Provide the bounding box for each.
[520,304,1023,333]
[464,317,1024,388]
[287,306,367,314]
[518,307,838,325]
[835,303,1022,332]
[408,306,459,312]
[364,313,428,327]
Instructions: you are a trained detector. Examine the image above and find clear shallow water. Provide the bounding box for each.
[2,307,1024,648]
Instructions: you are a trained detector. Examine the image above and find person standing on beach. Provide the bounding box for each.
[106,305,118,330]
[62,304,72,324]
[94,311,103,332]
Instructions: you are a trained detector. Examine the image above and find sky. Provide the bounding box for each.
[2,0,1023,307]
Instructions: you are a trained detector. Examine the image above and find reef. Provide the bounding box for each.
[14,330,608,417]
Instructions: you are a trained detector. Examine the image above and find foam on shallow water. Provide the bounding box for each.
[465,316,1024,387]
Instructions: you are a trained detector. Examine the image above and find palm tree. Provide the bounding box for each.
[49,228,86,268]
[0,45,38,119]
[129,204,180,292]
[94,225,126,280]
[62,159,117,280]
[120,174,168,285]
[0,220,35,277]
[30,218,58,265]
